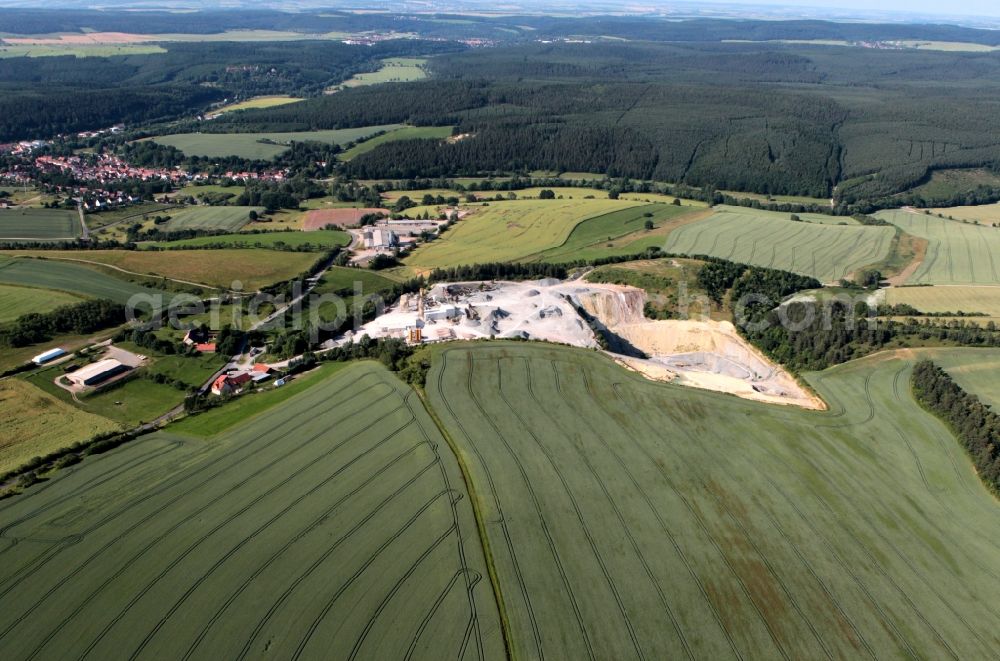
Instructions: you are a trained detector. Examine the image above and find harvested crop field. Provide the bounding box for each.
[303,207,389,229]
[880,209,1000,284]
[161,206,262,233]
[0,379,118,474]
[0,208,79,240]
[0,250,317,291]
[0,362,503,659]
[665,206,895,282]
[428,342,1000,659]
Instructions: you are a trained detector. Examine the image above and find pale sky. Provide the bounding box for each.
[707,0,1000,18]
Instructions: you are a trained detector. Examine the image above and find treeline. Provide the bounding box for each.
[427,262,567,282]
[0,299,125,348]
[912,361,1000,493]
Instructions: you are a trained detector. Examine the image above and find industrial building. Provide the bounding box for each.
[66,359,131,387]
[362,226,398,250]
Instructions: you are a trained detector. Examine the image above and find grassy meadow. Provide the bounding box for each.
[336,57,428,88]
[665,206,896,282]
[0,379,118,474]
[0,362,503,659]
[151,125,403,159]
[0,208,79,240]
[428,342,1000,659]
[880,209,1000,285]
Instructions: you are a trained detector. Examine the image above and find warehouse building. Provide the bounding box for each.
[66,359,131,387]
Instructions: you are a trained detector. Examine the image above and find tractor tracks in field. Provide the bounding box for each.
[0,373,388,628]
[438,350,546,661]
[11,390,406,658]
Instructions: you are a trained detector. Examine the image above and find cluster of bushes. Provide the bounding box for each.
[912,361,1000,492]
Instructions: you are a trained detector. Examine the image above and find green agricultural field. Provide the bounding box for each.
[337,57,428,88]
[0,44,166,58]
[150,125,403,159]
[929,202,1000,224]
[429,342,1000,659]
[0,208,79,240]
[886,285,1000,323]
[0,256,175,304]
[405,198,644,272]
[86,203,177,231]
[0,362,503,659]
[920,347,1000,409]
[0,284,84,323]
[149,229,349,251]
[1,250,318,291]
[209,95,303,115]
[666,206,896,282]
[339,126,454,161]
[879,209,1000,284]
[0,379,118,475]
[161,206,262,233]
[530,204,704,263]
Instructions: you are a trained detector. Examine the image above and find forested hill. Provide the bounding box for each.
[219,41,1000,201]
[0,40,461,142]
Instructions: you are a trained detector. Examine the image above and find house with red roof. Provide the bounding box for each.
[211,372,252,396]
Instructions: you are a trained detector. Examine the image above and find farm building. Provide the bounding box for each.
[212,372,252,396]
[66,359,130,387]
[32,347,66,365]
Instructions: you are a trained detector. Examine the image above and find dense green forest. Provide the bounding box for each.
[0,40,461,141]
[216,40,1000,201]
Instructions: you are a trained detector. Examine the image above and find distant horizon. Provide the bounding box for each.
[0,0,999,25]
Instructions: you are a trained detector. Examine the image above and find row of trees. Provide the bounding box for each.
[912,361,1000,492]
[0,299,125,348]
